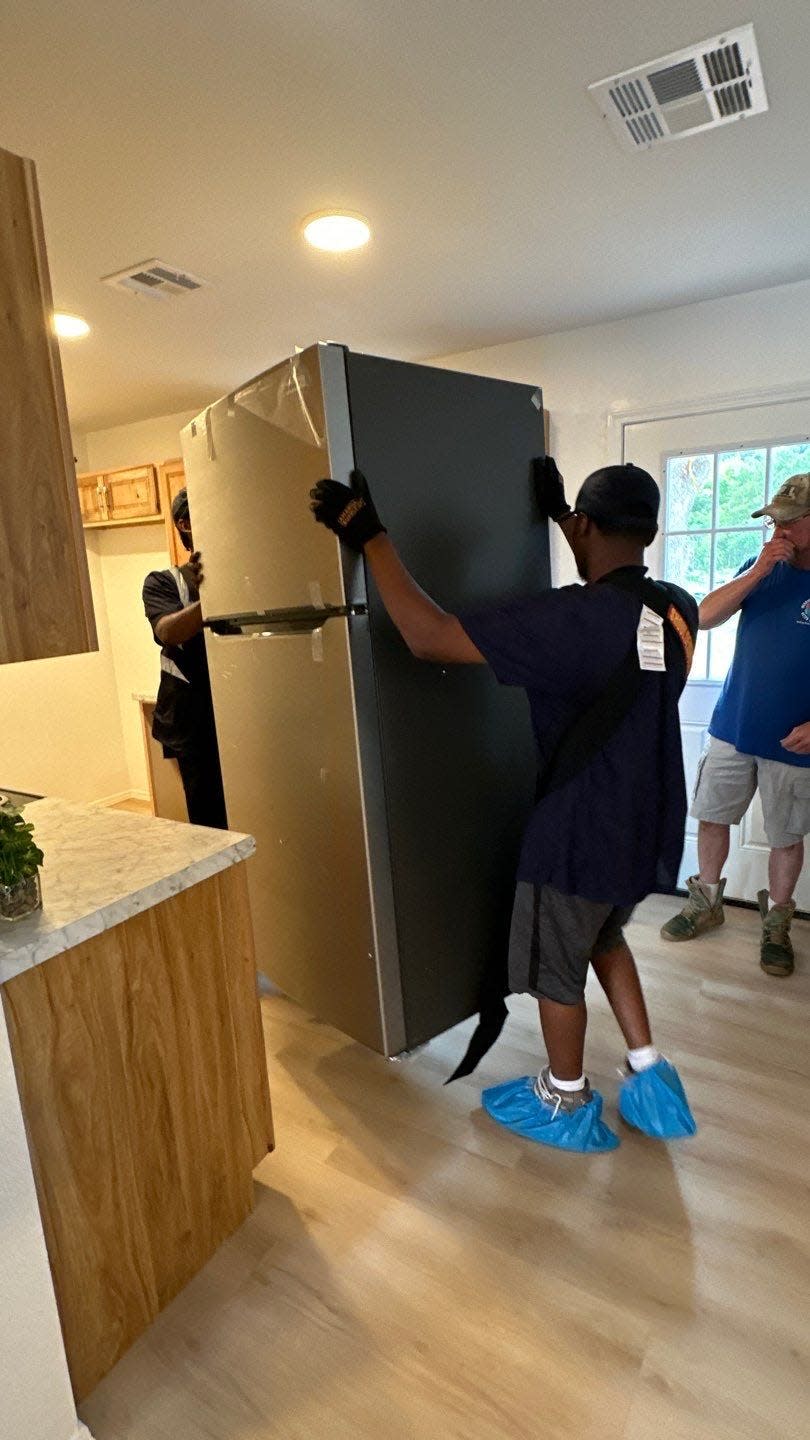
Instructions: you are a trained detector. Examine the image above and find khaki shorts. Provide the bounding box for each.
[691,737,810,849]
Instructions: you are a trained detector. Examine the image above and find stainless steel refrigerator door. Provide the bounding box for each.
[180,344,357,619]
[205,614,404,1056]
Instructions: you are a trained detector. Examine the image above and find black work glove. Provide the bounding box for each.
[310,469,386,552]
[532,456,571,522]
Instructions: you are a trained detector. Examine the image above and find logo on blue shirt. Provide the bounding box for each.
[798,599,810,626]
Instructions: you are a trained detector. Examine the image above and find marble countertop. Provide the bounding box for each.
[0,799,255,984]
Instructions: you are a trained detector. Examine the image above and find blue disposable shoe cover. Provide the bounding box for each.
[481,1075,620,1153]
[618,1058,697,1140]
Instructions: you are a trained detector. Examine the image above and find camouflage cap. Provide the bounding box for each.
[752,471,810,523]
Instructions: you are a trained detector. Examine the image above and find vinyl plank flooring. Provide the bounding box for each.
[80,896,810,1440]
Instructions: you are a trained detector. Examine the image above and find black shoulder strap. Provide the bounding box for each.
[445,572,693,1084]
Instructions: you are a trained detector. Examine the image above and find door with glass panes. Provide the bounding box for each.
[624,400,810,907]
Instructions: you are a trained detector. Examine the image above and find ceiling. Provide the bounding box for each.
[3,0,808,431]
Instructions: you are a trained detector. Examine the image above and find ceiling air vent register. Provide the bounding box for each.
[588,23,768,150]
[101,260,208,298]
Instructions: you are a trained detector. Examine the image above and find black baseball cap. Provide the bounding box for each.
[171,487,190,523]
[574,463,660,530]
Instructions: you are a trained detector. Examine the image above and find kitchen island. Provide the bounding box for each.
[0,799,273,1402]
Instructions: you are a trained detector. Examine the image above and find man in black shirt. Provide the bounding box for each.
[311,460,698,1153]
[142,489,227,829]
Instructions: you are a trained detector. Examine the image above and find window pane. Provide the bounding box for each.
[708,614,739,682]
[665,532,710,598]
[769,441,810,497]
[713,529,760,586]
[716,449,766,527]
[665,454,713,531]
[692,627,709,680]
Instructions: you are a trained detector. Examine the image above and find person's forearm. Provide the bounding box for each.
[155,602,203,645]
[698,571,762,630]
[363,535,481,662]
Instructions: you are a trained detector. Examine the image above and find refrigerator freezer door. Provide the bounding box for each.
[180,345,357,620]
[205,615,402,1055]
[344,352,549,1050]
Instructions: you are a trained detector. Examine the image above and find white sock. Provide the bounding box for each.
[627,1044,660,1073]
[698,878,721,904]
[548,1069,586,1092]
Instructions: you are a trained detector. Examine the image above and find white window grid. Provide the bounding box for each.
[662,433,810,682]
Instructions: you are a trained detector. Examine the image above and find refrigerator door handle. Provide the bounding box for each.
[205,603,366,637]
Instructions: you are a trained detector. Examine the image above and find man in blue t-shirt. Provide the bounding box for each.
[310,459,698,1154]
[662,472,810,978]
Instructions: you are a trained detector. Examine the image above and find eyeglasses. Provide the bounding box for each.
[765,511,810,530]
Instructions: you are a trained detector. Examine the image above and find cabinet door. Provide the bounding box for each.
[0,145,97,662]
[104,465,159,520]
[158,458,187,565]
[77,472,107,524]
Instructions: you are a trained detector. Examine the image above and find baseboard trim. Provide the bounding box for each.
[94,789,151,808]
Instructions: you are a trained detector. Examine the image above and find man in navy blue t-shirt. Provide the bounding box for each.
[662,472,810,977]
[310,459,698,1154]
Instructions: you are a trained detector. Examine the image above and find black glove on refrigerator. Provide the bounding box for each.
[532,456,571,522]
[310,470,386,552]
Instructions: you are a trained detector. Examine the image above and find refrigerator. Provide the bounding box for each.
[180,343,549,1057]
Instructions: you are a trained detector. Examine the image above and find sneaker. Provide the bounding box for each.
[481,1073,620,1152]
[535,1066,595,1113]
[618,1058,697,1140]
[758,890,795,977]
[660,875,725,941]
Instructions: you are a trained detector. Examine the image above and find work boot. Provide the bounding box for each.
[660,875,725,941]
[758,890,796,977]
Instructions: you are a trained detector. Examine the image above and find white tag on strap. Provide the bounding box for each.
[637,605,666,671]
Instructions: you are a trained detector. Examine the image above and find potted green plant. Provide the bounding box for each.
[0,802,44,922]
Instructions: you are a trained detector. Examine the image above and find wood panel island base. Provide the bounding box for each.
[0,800,274,1403]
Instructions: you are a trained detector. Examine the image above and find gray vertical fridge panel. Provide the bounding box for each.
[204,617,401,1054]
[344,353,549,1050]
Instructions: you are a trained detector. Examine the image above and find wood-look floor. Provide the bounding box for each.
[107,797,154,815]
[79,895,810,1440]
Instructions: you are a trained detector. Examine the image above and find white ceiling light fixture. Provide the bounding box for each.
[101,259,208,298]
[302,212,371,252]
[589,23,768,151]
[53,312,90,338]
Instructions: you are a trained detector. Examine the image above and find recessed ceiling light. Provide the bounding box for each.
[302,212,371,252]
[53,312,90,338]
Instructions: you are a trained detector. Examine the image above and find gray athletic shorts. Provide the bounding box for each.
[691,736,810,848]
[508,882,635,1007]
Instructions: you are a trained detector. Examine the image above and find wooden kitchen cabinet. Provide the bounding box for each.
[158,457,187,564]
[79,464,160,527]
[77,471,107,524]
[0,144,97,663]
[0,803,273,1403]
[106,463,159,519]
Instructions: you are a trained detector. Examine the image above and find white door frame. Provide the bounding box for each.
[607,379,810,463]
[607,383,810,907]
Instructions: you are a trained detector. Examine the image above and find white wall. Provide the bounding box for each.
[0,542,130,803]
[92,525,171,796]
[0,1013,93,1440]
[434,276,810,585]
[83,408,198,473]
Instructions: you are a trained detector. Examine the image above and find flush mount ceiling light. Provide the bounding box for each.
[53,312,90,338]
[302,212,371,252]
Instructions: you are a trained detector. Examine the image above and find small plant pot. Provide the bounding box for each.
[0,871,42,922]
